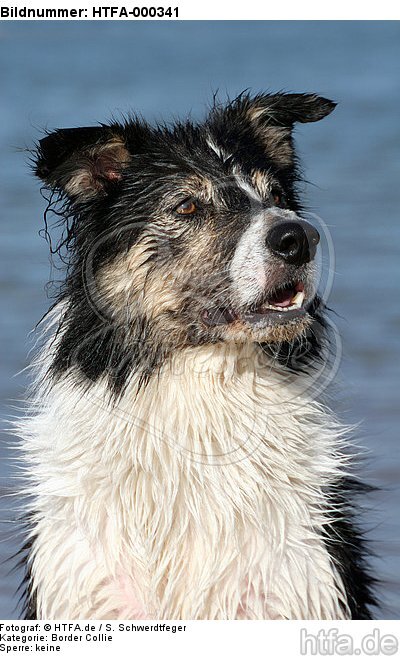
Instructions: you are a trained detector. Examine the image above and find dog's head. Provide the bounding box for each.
[34,92,335,386]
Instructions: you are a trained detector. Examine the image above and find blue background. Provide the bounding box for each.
[0,21,399,618]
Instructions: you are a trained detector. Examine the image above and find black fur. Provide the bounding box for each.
[17,539,38,620]
[34,93,334,392]
[22,91,377,618]
[323,479,378,619]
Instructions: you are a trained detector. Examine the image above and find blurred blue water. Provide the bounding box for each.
[0,21,399,618]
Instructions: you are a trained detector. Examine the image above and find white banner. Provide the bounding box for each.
[0,0,399,20]
[0,621,399,656]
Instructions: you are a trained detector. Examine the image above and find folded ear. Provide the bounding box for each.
[248,93,336,168]
[35,126,130,202]
[241,92,336,126]
[212,92,336,169]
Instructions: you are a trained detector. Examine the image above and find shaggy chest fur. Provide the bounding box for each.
[23,341,350,619]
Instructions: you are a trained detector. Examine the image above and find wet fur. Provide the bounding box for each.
[17,92,376,618]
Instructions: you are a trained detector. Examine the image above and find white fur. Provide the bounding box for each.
[17,308,352,620]
[233,173,263,204]
[230,208,305,308]
[230,212,269,307]
[206,138,231,163]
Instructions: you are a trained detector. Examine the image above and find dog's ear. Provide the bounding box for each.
[247,92,336,126]
[253,94,335,168]
[35,126,130,202]
[247,93,336,168]
[212,93,336,169]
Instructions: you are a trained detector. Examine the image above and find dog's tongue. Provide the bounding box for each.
[268,287,295,308]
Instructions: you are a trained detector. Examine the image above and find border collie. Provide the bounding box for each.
[19,92,375,619]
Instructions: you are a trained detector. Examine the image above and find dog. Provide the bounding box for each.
[18,92,375,619]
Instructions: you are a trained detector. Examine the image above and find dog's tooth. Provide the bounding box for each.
[292,291,305,308]
[258,290,305,314]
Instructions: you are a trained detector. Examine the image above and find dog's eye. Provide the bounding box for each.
[175,199,198,215]
[272,191,287,209]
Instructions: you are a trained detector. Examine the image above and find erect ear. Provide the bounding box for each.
[35,126,130,202]
[214,92,336,169]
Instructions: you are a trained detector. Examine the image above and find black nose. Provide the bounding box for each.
[266,220,320,265]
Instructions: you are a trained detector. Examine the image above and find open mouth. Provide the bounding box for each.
[202,282,307,328]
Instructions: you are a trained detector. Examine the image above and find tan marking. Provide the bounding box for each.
[259,127,293,168]
[185,175,216,203]
[209,313,313,346]
[247,106,269,122]
[61,137,130,199]
[245,104,294,169]
[97,214,309,349]
[98,237,182,323]
[251,170,273,199]
[64,171,96,198]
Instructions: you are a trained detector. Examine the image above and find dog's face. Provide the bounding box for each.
[35,93,335,383]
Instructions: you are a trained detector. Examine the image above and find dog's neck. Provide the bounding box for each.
[117,340,336,467]
[26,338,349,619]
